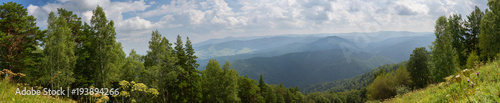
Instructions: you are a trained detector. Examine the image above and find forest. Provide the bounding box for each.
[2,0,500,103]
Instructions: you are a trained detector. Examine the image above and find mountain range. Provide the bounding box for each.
[193,31,435,87]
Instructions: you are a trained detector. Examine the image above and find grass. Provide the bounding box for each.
[0,79,75,103]
[380,60,500,103]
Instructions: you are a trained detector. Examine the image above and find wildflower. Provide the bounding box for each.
[467,79,469,82]
[476,72,479,76]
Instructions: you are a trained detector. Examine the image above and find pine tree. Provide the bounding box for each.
[447,14,467,68]
[464,6,484,56]
[143,30,178,102]
[185,37,202,102]
[239,75,264,103]
[0,2,45,73]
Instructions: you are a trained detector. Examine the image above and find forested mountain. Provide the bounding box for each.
[231,48,394,87]
[194,36,322,59]
[362,34,435,62]
[302,62,404,93]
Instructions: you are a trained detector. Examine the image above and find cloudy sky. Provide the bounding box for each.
[13,0,488,55]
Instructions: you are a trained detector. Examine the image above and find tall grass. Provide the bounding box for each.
[381,60,500,103]
[0,77,75,103]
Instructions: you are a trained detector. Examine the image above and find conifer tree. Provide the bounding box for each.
[0,2,45,73]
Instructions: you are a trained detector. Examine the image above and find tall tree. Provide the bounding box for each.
[88,6,123,88]
[407,47,430,88]
[121,49,144,82]
[479,0,500,61]
[185,37,202,102]
[40,12,76,88]
[464,6,484,56]
[202,60,240,102]
[431,16,457,82]
[447,14,467,68]
[143,30,178,102]
[239,75,264,103]
[221,61,240,102]
[0,2,45,73]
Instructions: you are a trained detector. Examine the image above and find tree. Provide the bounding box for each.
[173,35,202,102]
[431,16,457,82]
[407,47,430,88]
[121,49,145,82]
[88,6,123,88]
[143,30,178,102]
[239,75,264,103]
[466,51,479,69]
[464,6,484,56]
[447,14,467,68]
[394,66,412,87]
[221,61,240,102]
[202,60,240,102]
[0,2,45,73]
[366,72,395,100]
[184,37,202,103]
[479,0,500,61]
[40,12,76,88]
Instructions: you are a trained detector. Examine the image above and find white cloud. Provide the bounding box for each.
[25,0,489,55]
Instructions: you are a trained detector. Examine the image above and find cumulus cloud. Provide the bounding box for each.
[25,0,489,54]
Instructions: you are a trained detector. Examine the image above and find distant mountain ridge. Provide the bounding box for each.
[193,31,434,87]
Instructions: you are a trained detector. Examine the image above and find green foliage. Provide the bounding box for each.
[383,60,500,103]
[88,6,124,88]
[232,49,393,87]
[0,80,75,102]
[447,14,467,69]
[367,72,396,100]
[315,96,331,103]
[367,66,412,100]
[121,49,145,82]
[464,6,484,56]
[479,0,500,61]
[303,62,403,93]
[142,30,178,102]
[0,2,45,74]
[431,16,458,83]
[238,75,264,103]
[466,51,479,69]
[407,47,430,88]
[202,60,240,102]
[39,11,76,88]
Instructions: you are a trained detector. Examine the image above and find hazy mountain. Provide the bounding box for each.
[231,48,395,87]
[194,36,322,60]
[361,34,435,62]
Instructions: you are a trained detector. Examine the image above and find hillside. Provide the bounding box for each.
[231,48,395,87]
[380,61,500,102]
[0,80,75,103]
[302,62,404,93]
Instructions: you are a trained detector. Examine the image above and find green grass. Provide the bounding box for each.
[0,79,75,103]
[381,61,500,103]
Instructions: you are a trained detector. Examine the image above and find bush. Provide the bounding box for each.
[396,86,410,95]
[466,51,479,69]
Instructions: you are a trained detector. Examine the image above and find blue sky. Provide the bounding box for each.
[7,0,488,55]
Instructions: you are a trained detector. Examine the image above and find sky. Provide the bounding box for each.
[8,0,489,55]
